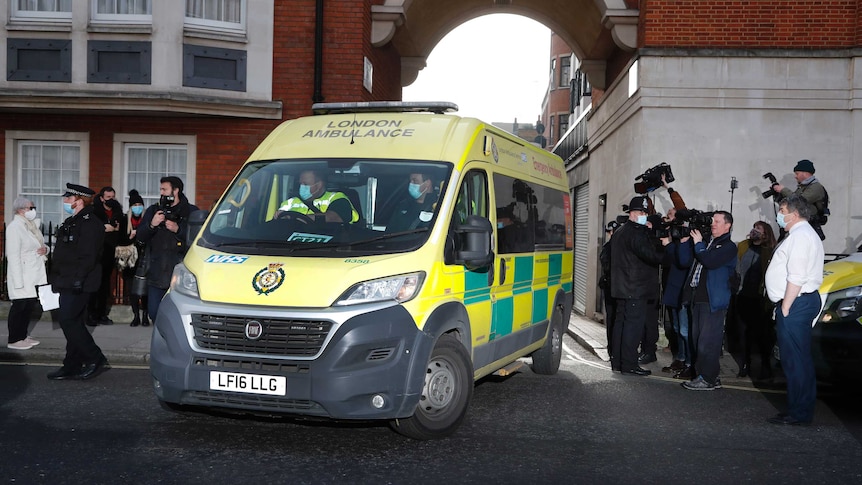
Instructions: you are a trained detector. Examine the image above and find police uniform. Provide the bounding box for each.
[48,183,108,380]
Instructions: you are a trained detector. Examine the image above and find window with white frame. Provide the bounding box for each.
[92,0,152,22]
[18,141,81,232]
[185,0,245,32]
[12,0,72,20]
[125,144,189,208]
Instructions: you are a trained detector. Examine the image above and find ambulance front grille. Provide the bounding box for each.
[191,313,333,356]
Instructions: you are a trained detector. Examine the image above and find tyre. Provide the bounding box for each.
[391,334,473,440]
[530,307,563,375]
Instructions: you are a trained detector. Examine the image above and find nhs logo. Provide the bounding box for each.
[205,255,249,264]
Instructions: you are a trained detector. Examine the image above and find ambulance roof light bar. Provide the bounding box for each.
[312,101,459,115]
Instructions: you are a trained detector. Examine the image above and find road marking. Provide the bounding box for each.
[0,361,149,371]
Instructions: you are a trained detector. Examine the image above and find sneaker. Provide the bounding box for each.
[24,336,40,346]
[714,377,723,389]
[7,340,35,350]
[673,365,694,380]
[662,359,685,373]
[682,375,715,391]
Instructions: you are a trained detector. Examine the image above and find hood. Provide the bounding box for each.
[821,252,862,294]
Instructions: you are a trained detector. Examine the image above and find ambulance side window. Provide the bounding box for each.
[454,169,488,223]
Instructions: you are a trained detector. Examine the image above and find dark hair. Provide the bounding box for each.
[753,220,777,248]
[160,176,184,193]
[99,186,116,198]
[780,194,814,220]
[714,210,733,227]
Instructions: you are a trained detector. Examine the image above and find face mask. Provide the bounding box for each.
[24,209,37,221]
[63,202,74,214]
[636,215,648,225]
[299,184,313,200]
[408,183,424,200]
[131,205,144,216]
[776,213,788,229]
[749,230,762,242]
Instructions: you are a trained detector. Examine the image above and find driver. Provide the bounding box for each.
[276,170,359,223]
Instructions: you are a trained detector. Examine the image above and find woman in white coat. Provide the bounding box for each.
[6,197,48,350]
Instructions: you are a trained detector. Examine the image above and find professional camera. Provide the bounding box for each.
[655,208,714,240]
[761,172,780,199]
[634,163,674,194]
[159,194,179,222]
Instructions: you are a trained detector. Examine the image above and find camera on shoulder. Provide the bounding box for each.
[634,163,674,194]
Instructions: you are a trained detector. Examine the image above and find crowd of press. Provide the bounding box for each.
[600,159,828,426]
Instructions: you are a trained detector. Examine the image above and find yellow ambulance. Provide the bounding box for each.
[150,102,574,439]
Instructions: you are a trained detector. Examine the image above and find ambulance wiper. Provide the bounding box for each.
[338,228,429,248]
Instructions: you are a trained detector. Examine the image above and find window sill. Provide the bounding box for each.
[7,20,72,32]
[183,26,248,44]
[88,22,153,35]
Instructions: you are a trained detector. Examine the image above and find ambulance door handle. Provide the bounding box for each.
[499,258,507,285]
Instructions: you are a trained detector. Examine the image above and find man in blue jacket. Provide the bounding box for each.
[680,210,738,391]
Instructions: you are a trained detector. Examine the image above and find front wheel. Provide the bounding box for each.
[530,307,563,375]
[391,334,473,440]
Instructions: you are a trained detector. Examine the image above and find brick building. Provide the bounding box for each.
[1,0,402,228]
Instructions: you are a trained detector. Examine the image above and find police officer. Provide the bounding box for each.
[610,196,667,376]
[47,183,110,380]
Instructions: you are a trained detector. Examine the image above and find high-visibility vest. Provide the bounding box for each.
[279,191,359,223]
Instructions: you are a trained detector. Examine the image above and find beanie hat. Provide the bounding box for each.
[793,159,815,174]
[128,189,144,206]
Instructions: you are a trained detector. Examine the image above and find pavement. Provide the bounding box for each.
[0,301,784,390]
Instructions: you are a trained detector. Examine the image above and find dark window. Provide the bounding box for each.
[494,173,567,253]
[88,41,151,84]
[560,56,571,88]
[183,44,247,92]
[7,38,71,82]
[559,114,569,137]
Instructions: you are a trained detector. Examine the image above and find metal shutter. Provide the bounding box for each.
[573,183,589,314]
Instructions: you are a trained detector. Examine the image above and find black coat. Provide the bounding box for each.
[609,221,664,300]
[136,194,199,289]
[51,205,106,292]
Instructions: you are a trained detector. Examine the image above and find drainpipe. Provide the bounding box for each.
[313,0,325,104]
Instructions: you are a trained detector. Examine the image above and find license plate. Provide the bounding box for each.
[209,371,286,396]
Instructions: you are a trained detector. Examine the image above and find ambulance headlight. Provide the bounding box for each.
[335,272,425,306]
[818,285,862,324]
[170,263,200,299]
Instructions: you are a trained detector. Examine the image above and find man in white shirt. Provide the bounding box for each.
[764,194,824,425]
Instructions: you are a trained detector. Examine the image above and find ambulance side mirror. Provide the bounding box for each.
[453,215,494,270]
[187,210,208,246]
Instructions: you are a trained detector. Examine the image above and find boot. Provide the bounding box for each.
[737,362,750,378]
[141,310,150,327]
[130,311,140,327]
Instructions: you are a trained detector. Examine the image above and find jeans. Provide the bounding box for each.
[147,286,168,321]
[673,305,691,365]
[776,291,820,422]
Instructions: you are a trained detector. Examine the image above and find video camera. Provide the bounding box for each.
[653,208,714,240]
[761,172,780,199]
[634,163,674,194]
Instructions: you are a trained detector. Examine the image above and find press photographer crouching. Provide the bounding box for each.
[767,159,829,240]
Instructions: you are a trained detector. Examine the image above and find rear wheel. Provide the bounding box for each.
[391,334,473,440]
[531,307,563,375]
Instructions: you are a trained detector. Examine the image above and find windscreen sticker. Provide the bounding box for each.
[252,263,285,296]
[287,232,333,243]
[205,254,249,264]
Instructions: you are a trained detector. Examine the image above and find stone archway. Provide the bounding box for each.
[372,0,639,90]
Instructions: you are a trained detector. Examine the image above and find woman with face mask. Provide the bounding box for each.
[122,189,149,327]
[5,197,49,350]
[734,221,778,379]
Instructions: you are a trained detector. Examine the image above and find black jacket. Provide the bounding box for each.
[136,194,199,289]
[610,221,664,300]
[93,198,124,249]
[51,205,106,292]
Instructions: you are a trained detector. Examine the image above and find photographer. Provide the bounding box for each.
[771,159,828,239]
[136,176,199,319]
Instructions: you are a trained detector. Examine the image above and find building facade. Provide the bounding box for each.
[1,0,402,228]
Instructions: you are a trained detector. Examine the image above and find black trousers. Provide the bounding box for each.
[7,297,38,343]
[58,291,104,368]
[612,298,649,371]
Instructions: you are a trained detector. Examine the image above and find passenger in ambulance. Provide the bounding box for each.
[276,170,359,223]
[387,172,438,232]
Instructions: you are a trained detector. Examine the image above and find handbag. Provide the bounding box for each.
[115,244,138,270]
[131,248,149,296]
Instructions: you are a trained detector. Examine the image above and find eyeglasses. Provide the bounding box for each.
[29,206,36,210]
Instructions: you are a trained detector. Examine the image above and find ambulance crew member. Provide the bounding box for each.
[277,170,359,223]
[387,172,437,231]
[47,183,110,381]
